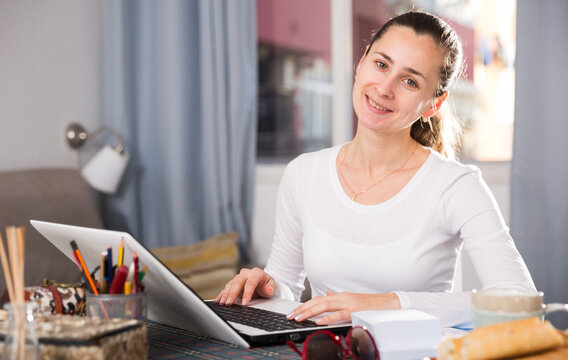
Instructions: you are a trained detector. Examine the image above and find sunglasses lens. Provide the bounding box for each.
[305,333,343,360]
[349,328,377,360]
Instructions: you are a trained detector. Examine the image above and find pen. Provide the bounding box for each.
[138,264,148,283]
[107,246,113,285]
[70,240,99,295]
[133,252,139,293]
[124,281,132,295]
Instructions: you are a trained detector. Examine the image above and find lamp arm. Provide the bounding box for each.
[66,123,127,153]
[88,126,127,154]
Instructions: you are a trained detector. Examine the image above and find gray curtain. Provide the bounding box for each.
[511,0,568,329]
[101,0,257,261]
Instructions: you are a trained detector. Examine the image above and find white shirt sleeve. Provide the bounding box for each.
[396,169,536,327]
[264,158,306,301]
[394,290,473,327]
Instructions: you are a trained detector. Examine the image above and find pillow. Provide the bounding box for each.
[151,232,239,299]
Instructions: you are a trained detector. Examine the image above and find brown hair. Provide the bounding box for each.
[366,11,464,158]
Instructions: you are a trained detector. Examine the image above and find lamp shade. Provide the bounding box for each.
[80,145,129,194]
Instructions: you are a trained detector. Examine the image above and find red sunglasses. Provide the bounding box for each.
[286,326,379,360]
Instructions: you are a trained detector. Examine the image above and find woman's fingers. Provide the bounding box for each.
[214,267,276,306]
[215,279,237,304]
[214,271,248,304]
[287,292,400,324]
[294,302,330,321]
[240,267,272,305]
[225,273,249,305]
[287,294,336,321]
[264,280,276,296]
[251,278,276,300]
[315,310,350,325]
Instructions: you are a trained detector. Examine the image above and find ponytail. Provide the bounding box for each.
[410,103,462,159]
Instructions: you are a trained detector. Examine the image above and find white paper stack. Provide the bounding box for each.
[351,309,441,360]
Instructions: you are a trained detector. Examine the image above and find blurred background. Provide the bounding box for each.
[0,0,566,327]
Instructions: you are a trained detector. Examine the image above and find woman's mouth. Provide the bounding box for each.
[367,97,391,112]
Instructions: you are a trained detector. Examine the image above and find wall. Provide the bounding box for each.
[257,0,331,62]
[0,0,102,171]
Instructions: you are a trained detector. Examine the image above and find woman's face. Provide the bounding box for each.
[352,25,446,134]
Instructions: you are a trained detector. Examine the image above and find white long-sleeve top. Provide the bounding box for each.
[263,145,536,327]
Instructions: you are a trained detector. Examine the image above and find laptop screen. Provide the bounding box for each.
[30,220,250,347]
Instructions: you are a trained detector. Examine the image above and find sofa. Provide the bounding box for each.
[0,168,104,294]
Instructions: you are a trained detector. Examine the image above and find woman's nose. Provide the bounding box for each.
[375,75,395,98]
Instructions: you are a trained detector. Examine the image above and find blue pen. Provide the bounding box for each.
[107,246,113,285]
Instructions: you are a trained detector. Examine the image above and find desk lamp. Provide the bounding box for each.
[65,123,129,194]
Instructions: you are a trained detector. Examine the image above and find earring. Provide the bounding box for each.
[421,116,433,131]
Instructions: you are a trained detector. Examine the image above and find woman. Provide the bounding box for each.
[215,10,535,327]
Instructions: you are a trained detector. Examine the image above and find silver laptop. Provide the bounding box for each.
[30,220,350,347]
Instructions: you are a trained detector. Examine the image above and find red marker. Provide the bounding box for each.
[108,265,129,294]
[133,252,139,293]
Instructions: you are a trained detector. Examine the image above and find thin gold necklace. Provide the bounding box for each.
[339,143,418,201]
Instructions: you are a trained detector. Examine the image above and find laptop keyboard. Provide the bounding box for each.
[206,302,319,331]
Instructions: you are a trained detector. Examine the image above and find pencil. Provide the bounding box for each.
[100,251,107,293]
[72,251,83,272]
[70,240,99,295]
[118,238,124,267]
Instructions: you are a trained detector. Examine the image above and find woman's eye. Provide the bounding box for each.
[376,61,387,70]
[405,78,418,88]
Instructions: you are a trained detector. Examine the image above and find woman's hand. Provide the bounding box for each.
[286,291,401,325]
[214,267,277,306]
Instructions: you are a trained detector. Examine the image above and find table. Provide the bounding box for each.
[147,321,302,359]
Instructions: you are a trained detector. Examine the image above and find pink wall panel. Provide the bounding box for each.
[257,0,331,61]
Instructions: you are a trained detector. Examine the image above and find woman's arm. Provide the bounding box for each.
[398,168,536,327]
[214,157,307,305]
[263,157,307,301]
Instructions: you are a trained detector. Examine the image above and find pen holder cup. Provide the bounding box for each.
[86,293,148,321]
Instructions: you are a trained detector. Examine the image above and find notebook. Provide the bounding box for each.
[30,220,350,347]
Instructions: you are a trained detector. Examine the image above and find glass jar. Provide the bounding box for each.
[2,302,40,360]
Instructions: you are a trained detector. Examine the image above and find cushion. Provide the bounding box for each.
[0,168,104,292]
[151,232,239,300]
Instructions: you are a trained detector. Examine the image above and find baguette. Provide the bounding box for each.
[438,317,564,360]
[556,329,568,346]
[514,347,568,359]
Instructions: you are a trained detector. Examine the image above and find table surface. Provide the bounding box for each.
[147,321,302,359]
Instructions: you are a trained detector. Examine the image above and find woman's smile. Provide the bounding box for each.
[367,96,392,113]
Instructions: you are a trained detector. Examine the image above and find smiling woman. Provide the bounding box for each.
[219,10,536,328]
[353,27,449,154]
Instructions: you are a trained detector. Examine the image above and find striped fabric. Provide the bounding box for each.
[148,321,300,359]
[151,233,239,299]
